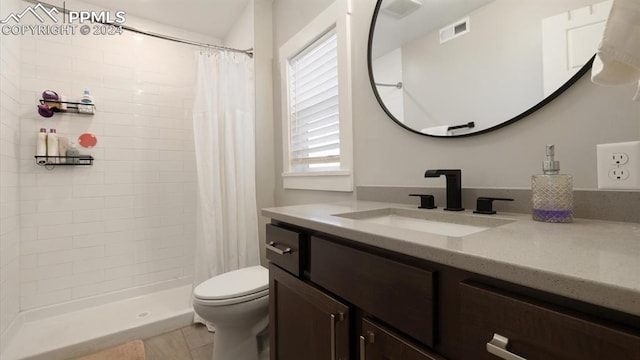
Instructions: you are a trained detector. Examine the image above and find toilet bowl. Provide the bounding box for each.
[193,265,269,360]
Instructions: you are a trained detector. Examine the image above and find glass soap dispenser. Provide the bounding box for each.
[532,145,574,223]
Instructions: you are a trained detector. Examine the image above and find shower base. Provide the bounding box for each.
[0,283,194,360]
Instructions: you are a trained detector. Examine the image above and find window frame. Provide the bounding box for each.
[279,0,353,192]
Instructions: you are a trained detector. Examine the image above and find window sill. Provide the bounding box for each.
[282,170,353,192]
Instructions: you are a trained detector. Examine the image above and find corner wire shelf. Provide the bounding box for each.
[39,99,96,115]
[34,155,94,169]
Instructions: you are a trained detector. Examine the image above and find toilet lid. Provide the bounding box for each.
[194,266,268,300]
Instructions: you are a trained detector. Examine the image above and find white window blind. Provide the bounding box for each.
[288,27,340,172]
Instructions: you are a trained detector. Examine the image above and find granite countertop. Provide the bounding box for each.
[262,201,640,316]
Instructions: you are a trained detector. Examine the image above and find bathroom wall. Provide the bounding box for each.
[253,0,276,266]
[371,48,404,123]
[271,0,639,208]
[0,0,22,337]
[15,1,220,310]
[223,0,276,267]
[225,0,253,50]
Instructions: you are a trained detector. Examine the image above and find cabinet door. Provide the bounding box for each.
[269,263,350,360]
[360,319,446,360]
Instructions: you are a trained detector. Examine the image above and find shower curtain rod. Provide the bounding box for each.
[26,0,254,57]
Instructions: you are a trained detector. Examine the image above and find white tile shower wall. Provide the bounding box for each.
[17,10,214,310]
[0,0,22,336]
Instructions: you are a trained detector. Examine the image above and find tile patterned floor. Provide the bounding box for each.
[74,323,269,360]
[145,323,269,360]
[144,324,215,360]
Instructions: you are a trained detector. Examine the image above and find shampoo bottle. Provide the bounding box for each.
[47,128,59,164]
[36,128,48,164]
[532,145,573,223]
[58,136,69,164]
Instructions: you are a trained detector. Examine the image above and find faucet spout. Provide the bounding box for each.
[424,169,464,211]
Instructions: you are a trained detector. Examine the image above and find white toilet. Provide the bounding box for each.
[193,265,269,360]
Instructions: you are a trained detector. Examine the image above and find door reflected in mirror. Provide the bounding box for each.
[368,0,612,137]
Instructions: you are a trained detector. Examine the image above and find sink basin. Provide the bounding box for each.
[334,208,514,237]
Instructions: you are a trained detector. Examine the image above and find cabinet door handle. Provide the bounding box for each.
[330,313,345,360]
[266,241,292,255]
[359,332,375,360]
[487,333,527,360]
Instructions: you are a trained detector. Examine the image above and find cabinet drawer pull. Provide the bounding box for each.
[359,332,375,360]
[266,241,292,255]
[330,313,345,360]
[487,333,527,360]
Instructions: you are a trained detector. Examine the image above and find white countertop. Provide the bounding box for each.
[262,201,640,316]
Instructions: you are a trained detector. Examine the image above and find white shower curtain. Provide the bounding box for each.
[192,51,259,290]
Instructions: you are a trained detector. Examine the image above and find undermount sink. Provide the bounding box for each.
[334,208,514,237]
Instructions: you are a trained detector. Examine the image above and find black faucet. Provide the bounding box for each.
[424,169,464,211]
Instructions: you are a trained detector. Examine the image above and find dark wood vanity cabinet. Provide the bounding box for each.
[360,319,445,360]
[266,222,640,360]
[459,282,640,360]
[269,264,350,360]
[267,223,441,360]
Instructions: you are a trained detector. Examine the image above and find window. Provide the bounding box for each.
[289,28,340,173]
[280,0,353,192]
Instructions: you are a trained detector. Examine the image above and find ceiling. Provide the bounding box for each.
[81,0,251,39]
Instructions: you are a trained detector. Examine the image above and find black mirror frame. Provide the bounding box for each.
[367,0,596,138]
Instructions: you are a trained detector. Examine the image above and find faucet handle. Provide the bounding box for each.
[473,197,514,215]
[409,194,437,209]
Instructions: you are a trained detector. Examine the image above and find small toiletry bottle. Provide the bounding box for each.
[47,129,59,164]
[60,95,67,111]
[81,89,93,104]
[58,137,69,164]
[36,128,48,164]
[79,89,93,114]
[66,142,80,164]
[532,145,573,223]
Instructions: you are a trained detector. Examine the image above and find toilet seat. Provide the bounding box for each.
[194,266,268,306]
[193,288,268,306]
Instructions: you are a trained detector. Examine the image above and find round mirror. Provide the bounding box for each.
[368,0,612,137]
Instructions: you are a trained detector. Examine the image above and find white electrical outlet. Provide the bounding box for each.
[608,168,630,181]
[597,141,640,190]
[611,153,629,165]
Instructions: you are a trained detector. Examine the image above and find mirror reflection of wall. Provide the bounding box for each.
[542,1,612,96]
[372,48,405,123]
[370,0,612,136]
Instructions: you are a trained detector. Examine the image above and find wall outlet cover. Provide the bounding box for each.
[597,141,640,190]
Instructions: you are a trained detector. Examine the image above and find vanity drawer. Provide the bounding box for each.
[459,281,640,360]
[310,237,435,347]
[266,224,305,277]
